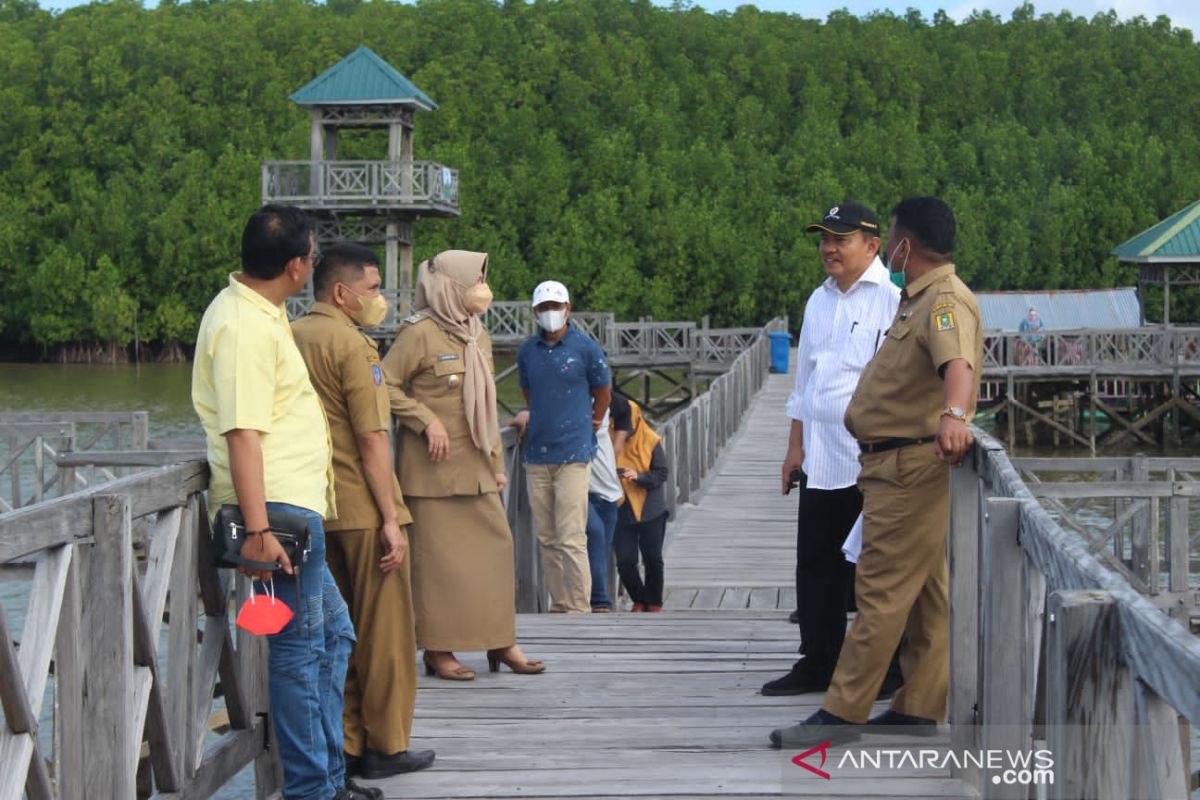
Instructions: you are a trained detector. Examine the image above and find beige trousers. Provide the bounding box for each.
[526,461,593,613]
[824,442,951,723]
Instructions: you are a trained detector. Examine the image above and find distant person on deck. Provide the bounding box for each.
[517,280,612,613]
[613,396,669,612]
[1017,306,1045,365]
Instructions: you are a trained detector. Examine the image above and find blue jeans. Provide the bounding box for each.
[264,503,355,800]
[586,494,619,609]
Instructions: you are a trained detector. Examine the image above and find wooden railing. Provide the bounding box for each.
[0,412,150,512]
[1011,456,1198,622]
[949,431,1200,798]
[497,316,787,611]
[0,461,279,799]
[262,159,459,214]
[981,325,1200,372]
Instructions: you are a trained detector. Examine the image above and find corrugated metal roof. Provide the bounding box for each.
[1110,198,1200,261]
[290,46,436,110]
[975,288,1141,332]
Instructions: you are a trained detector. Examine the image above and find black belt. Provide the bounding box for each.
[858,436,934,454]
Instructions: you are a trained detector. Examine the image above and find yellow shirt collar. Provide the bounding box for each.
[228,273,287,320]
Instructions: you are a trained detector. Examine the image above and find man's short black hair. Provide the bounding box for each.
[313,242,380,298]
[241,205,314,279]
[891,197,955,258]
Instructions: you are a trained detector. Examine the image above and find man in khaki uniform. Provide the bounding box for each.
[772,197,982,748]
[292,242,435,779]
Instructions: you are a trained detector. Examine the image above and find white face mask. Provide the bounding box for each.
[536,309,566,333]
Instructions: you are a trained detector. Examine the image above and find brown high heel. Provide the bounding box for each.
[423,651,475,681]
[486,647,546,675]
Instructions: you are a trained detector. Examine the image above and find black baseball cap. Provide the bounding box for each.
[804,203,881,236]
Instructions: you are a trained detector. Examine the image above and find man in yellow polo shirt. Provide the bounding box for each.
[192,205,375,800]
[292,242,434,779]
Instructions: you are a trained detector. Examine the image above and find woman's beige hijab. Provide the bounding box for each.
[414,250,499,455]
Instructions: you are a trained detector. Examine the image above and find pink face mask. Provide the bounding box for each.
[236,579,294,636]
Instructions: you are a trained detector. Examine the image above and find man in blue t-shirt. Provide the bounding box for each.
[518,280,612,612]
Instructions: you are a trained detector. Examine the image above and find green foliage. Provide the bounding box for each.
[2,0,1200,353]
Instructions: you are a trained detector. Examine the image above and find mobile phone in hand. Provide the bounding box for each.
[785,468,802,494]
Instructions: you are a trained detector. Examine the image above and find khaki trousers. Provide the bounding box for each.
[326,527,417,756]
[824,442,951,723]
[526,461,593,612]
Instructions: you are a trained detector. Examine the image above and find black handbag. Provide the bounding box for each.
[212,504,313,572]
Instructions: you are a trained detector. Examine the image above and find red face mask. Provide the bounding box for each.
[236,579,294,636]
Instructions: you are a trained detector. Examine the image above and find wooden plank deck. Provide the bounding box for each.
[367,368,976,799]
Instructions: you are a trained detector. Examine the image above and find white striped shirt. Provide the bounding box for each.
[785,257,901,490]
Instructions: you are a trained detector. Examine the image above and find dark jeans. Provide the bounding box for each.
[795,476,862,681]
[586,493,619,608]
[614,512,667,607]
[264,503,356,800]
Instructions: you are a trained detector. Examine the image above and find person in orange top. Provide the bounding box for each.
[612,396,670,611]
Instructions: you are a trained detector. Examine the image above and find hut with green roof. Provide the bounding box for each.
[262,46,459,315]
[1111,199,1200,324]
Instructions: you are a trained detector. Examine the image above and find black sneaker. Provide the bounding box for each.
[760,668,829,696]
[770,708,862,749]
[361,748,436,778]
[337,778,383,800]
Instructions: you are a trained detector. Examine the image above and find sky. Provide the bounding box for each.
[33,0,1199,37]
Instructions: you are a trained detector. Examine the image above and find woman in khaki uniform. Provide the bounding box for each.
[382,250,544,680]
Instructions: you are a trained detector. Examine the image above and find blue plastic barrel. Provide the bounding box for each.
[767,331,792,373]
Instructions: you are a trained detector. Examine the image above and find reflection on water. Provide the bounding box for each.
[0,362,201,441]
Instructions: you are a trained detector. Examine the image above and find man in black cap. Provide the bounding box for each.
[764,202,904,700]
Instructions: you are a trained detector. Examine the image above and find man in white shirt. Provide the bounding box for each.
[762,203,901,697]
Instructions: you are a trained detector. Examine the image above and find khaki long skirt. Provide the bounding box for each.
[407,493,518,652]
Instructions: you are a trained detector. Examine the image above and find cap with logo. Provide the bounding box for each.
[804,203,881,236]
[532,280,570,306]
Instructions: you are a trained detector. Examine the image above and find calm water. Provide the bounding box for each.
[0,362,201,441]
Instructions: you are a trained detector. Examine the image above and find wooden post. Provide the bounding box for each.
[1166,470,1189,624]
[81,494,135,799]
[1047,590,1132,800]
[1006,373,1016,450]
[1129,456,1151,587]
[1089,371,1098,454]
[981,497,1027,800]
[1131,680,1189,799]
[54,551,84,800]
[949,451,981,776]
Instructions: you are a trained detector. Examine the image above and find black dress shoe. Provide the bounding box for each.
[338,778,383,800]
[788,609,800,624]
[361,747,436,778]
[344,752,362,778]
[761,668,829,696]
[770,708,862,750]
[866,709,938,737]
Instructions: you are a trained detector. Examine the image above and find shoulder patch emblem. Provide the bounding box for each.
[371,364,382,386]
[932,301,955,313]
[403,312,427,324]
[935,310,957,332]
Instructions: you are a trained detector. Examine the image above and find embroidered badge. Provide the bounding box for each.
[371,364,382,386]
[935,310,957,332]
[436,353,460,362]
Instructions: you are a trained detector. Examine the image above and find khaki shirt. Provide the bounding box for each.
[192,275,335,517]
[291,303,413,532]
[382,316,506,497]
[844,263,982,442]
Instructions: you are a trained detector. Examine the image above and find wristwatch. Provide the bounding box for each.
[941,406,967,422]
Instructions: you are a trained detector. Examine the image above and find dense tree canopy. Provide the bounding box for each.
[1,0,1198,354]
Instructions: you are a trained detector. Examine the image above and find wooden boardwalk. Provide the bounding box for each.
[369,370,974,799]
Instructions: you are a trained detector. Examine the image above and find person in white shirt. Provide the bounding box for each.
[762,203,902,697]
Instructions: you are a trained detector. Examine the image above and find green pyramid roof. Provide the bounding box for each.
[1111,198,1200,262]
[289,46,436,111]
